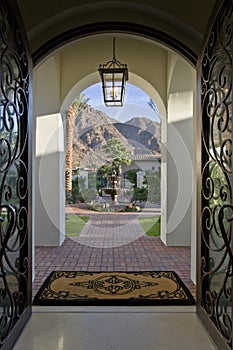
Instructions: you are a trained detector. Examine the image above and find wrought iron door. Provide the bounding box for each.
[0,0,32,349]
[197,1,233,349]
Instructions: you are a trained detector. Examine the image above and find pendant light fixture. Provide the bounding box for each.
[98,37,128,106]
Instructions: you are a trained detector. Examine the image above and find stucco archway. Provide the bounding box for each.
[33,32,196,285]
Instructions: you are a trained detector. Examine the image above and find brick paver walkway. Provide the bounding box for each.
[71,213,146,248]
[33,204,196,298]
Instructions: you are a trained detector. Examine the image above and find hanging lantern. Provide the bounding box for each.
[98,37,128,106]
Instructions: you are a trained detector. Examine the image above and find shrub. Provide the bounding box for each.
[132,187,148,202]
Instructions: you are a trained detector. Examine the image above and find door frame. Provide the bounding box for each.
[196,1,233,349]
[0,1,32,349]
[26,4,229,350]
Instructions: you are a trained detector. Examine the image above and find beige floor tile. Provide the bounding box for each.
[13,310,217,350]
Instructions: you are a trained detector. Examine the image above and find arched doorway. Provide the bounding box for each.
[33,33,196,298]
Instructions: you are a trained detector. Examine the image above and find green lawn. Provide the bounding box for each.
[138,216,160,237]
[65,215,89,236]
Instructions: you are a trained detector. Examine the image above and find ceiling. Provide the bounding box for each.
[17,0,216,61]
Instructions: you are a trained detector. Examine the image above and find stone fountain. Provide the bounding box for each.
[103,169,122,204]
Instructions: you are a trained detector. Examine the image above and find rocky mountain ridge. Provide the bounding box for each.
[72,105,161,168]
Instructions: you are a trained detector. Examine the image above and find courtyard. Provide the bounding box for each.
[33,203,195,299]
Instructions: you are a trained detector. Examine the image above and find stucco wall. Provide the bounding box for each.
[160,56,196,281]
[59,36,168,108]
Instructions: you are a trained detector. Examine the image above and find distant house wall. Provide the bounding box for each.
[122,156,161,173]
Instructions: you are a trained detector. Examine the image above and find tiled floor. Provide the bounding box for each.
[33,204,196,298]
[13,308,217,350]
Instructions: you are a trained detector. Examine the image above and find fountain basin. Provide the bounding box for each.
[102,188,124,203]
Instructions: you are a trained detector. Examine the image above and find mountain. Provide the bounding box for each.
[72,138,108,169]
[125,117,160,142]
[74,105,115,137]
[114,118,160,154]
[72,106,161,168]
[79,123,132,150]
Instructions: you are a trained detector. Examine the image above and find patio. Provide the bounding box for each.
[33,204,196,299]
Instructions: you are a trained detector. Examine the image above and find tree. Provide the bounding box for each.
[96,163,112,192]
[102,138,131,178]
[125,169,137,188]
[65,93,89,200]
[148,98,159,115]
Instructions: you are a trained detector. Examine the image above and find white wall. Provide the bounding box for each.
[166,91,194,244]
[33,57,66,246]
[35,113,65,246]
[160,55,196,282]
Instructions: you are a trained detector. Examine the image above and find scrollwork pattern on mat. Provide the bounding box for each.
[33,271,195,306]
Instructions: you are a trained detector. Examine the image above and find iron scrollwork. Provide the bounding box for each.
[200,1,233,348]
[0,0,30,347]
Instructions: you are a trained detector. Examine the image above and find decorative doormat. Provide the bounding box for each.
[33,271,195,306]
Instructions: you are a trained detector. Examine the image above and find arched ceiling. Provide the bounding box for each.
[17,0,215,61]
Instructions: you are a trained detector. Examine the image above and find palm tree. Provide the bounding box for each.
[148,98,159,115]
[65,93,89,200]
[102,138,131,179]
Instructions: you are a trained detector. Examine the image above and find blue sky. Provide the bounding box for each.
[82,82,160,123]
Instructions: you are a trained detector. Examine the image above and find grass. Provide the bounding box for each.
[138,216,160,237]
[65,215,89,236]
[65,214,160,237]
